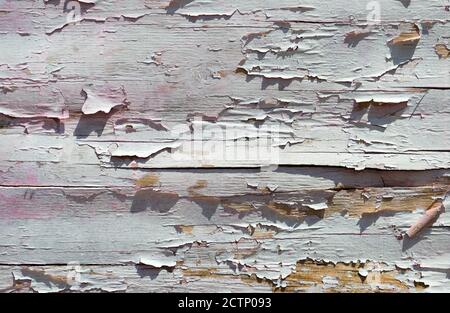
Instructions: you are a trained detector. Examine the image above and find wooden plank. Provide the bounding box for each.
[0,0,449,293]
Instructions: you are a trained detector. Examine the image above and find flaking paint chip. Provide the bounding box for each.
[388,24,420,45]
[139,257,177,269]
[406,201,445,238]
[81,87,128,115]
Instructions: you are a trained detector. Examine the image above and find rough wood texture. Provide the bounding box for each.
[0,0,449,293]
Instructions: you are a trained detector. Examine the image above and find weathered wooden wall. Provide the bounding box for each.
[0,0,449,292]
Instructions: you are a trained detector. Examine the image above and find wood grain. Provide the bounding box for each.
[0,0,449,292]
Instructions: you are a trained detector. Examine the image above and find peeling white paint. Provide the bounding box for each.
[0,0,449,293]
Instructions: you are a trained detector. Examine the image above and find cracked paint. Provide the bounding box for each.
[0,0,449,293]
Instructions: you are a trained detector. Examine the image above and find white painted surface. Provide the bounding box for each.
[0,0,449,292]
